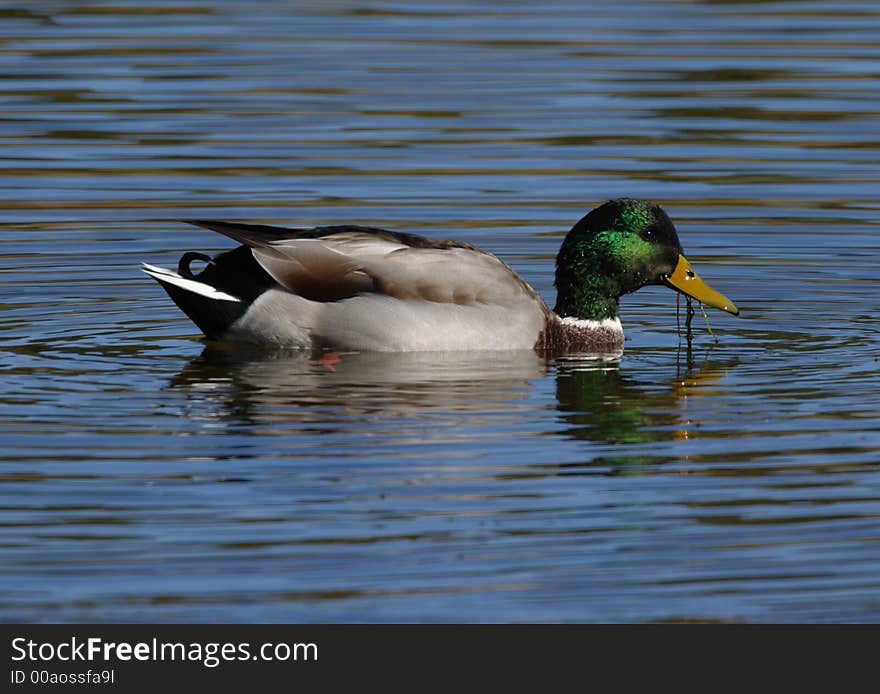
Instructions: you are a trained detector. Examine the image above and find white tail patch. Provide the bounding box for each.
[141,263,240,302]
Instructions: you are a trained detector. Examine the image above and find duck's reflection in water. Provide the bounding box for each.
[170,344,732,459]
[170,345,553,428]
[552,349,736,474]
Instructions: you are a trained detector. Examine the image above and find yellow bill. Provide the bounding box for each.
[663,255,739,315]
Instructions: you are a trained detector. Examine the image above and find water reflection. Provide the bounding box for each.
[170,346,551,427]
[168,344,736,458]
[555,352,736,445]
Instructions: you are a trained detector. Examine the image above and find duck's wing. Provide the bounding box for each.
[185,220,548,309]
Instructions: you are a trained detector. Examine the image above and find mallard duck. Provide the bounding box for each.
[143,198,738,352]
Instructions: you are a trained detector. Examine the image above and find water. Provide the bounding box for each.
[2,0,880,623]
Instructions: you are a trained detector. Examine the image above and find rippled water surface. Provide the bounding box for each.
[2,1,880,622]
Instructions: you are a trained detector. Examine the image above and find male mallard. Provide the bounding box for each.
[143,198,738,352]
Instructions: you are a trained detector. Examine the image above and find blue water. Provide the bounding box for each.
[1,0,879,622]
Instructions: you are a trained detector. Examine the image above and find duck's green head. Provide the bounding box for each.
[554,198,739,321]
